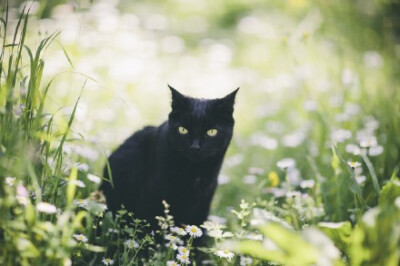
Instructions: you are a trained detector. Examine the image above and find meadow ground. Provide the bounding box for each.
[1,0,400,265]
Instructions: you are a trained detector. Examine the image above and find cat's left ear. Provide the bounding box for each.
[168,84,187,110]
[218,87,239,112]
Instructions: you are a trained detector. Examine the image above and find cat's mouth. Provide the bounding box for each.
[184,151,208,161]
[181,148,222,162]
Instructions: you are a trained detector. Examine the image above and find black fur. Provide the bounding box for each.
[101,86,238,228]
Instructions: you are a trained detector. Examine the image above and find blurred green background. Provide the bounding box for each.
[1,0,400,265]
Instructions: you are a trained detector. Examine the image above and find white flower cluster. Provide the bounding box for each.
[215,250,235,261]
[124,239,139,249]
[164,224,204,264]
[185,225,203,238]
[102,257,114,265]
[73,234,88,243]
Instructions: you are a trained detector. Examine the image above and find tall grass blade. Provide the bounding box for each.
[58,41,75,69]
[361,153,380,195]
[51,81,85,202]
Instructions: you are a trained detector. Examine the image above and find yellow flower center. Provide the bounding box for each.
[268,171,279,187]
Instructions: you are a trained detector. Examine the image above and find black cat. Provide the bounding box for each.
[101,85,238,228]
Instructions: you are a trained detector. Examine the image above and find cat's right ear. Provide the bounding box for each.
[168,84,187,110]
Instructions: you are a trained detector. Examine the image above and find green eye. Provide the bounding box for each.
[178,126,188,135]
[207,129,218,137]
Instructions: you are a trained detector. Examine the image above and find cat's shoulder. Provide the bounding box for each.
[132,122,168,138]
[122,122,168,145]
[121,125,157,145]
[109,122,167,160]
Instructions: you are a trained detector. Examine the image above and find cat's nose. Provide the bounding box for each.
[190,139,201,151]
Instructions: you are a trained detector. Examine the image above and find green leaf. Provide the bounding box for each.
[259,223,318,265]
[24,202,36,227]
[16,238,40,258]
[73,211,88,230]
[349,226,368,266]
[361,153,380,195]
[318,221,352,253]
[66,167,78,205]
[83,244,106,253]
[378,174,400,206]
[237,240,287,263]
[332,146,362,198]
[331,146,341,174]
[230,223,320,265]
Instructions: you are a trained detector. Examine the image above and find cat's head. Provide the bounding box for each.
[167,85,239,161]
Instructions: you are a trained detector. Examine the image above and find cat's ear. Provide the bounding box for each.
[217,87,239,112]
[168,84,187,110]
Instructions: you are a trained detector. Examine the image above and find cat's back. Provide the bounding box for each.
[101,125,159,211]
[109,125,157,162]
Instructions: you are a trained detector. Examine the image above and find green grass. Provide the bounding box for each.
[1,0,400,265]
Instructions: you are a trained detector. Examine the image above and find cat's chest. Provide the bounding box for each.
[167,167,216,195]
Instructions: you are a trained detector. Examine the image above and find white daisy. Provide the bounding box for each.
[36,202,57,214]
[207,215,227,224]
[216,250,235,261]
[330,129,352,143]
[300,179,315,189]
[170,226,187,236]
[185,225,203,238]
[347,161,361,169]
[240,256,253,265]
[107,228,119,234]
[360,136,378,148]
[286,191,301,198]
[102,257,114,265]
[17,195,29,205]
[208,229,233,238]
[208,229,223,238]
[165,234,179,242]
[63,258,72,266]
[356,176,366,184]
[346,144,362,155]
[178,246,190,256]
[16,183,29,205]
[5,177,16,187]
[87,173,101,184]
[73,234,88,243]
[74,199,88,207]
[75,163,89,172]
[264,187,286,198]
[167,261,180,266]
[124,239,139,249]
[69,179,85,188]
[368,145,383,156]
[395,197,400,209]
[176,253,190,264]
[165,234,183,249]
[276,158,296,169]
[245,233,263,241]
[166,241,178,250]
[248,167,264,175]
